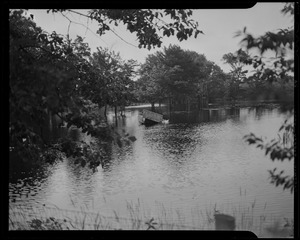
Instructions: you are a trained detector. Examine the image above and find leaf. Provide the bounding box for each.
[279,125,285,132]
[265,147,271,155]
[256,144,263,149]
[247,138,256,144]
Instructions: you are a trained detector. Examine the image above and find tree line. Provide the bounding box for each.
[9,5,294,192]
[133,45,293,110]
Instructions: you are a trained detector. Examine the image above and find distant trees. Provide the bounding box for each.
[133,53,171,110]
[205,61,228,103]
[222,50,249,102]
[135,44,226,109]
[89,47,137,115]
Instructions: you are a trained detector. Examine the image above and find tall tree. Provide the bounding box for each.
[89,47,134,110]
[222,50,249,102]
[205,61,228,103]
[10,9,202,166]
[135,51,181,109]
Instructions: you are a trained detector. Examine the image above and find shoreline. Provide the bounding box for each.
[125,100,291,111]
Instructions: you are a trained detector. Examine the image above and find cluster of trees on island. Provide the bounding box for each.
[9,5,294,192]
[134,45,293,111]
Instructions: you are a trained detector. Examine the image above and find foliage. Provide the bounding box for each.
[162,46,209,97]
[136,44,214,106]
[240,3,294,192]
[244,117,294,193]
[235,3,294,84]
[28,217,69,230]
[10,8,203,166]
[145,217,158,230]
[205,61,228,103]
[222,50,249,101]
[89,47,137,109]
[135,51,178,104]
[9,10,136,167]
[54,9,203,50]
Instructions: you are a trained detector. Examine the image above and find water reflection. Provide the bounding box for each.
[9,104,294,226]
[143,124,199,163]
[156,107,241,124]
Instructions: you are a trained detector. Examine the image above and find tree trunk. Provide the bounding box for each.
[48,109,52,131]
[151,102,155,111]
[104,105,107,119]
[121,105,125,117]
[115,105,118,118]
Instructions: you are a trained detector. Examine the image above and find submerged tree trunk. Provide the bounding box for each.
[48,109,52,131]
[198,95,202,109]
[115,105,118,118]
[151,102,155,111]
[169,97,172,112]
[120,105,125,117]
[104,105,107,119]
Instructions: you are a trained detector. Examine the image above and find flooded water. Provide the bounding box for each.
[9,105,294,231]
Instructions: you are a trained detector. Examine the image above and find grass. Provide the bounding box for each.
[9,197,294,237]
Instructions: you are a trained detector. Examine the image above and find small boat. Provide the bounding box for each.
[140,109,164,126]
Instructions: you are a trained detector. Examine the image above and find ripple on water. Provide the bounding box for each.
[9,107,294,225]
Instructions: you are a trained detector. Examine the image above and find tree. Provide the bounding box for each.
[136,45,212,110]
[135,52,178,110]
[51,9,203,50]
[222,50,249,102]
[205,61,228,103]
[160,45,207,97]
[89,47,137,117]
[9,9,202,167]
[10,10,127,169]
[239,3,294,193]
[137,44,226,110]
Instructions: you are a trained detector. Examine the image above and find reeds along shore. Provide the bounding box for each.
[9,197,293,237]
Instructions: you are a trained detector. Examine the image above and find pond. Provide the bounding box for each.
[9,105,294,232]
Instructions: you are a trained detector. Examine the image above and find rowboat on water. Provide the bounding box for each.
[139,109,164,126]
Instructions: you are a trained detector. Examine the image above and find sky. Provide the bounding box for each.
[26,3,293,74]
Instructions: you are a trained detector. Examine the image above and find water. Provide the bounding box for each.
[9,105,294,230]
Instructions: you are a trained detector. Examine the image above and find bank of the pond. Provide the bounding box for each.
[9,200,293,237]
[9,105,294,236]
[126,100,291,111]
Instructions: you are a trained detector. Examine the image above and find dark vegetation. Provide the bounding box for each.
[9,5,294,192]
[240,3,294,193]
[9,9,203,170]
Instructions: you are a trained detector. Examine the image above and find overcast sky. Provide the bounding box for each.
[27,3,293,73]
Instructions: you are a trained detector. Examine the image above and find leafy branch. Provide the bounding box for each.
[243,118,294,193]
